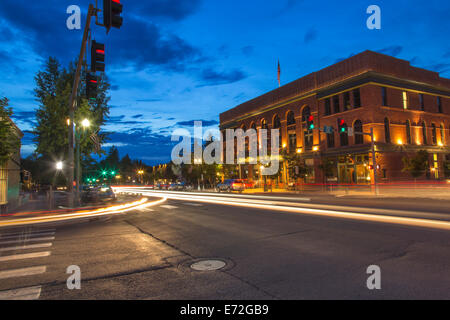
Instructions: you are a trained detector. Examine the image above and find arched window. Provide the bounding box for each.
[261,119,268,129]
[273,115,282,148]
[406,120,412,145]
[302,107,313,150]
[287,111,296,127]
[384,118,391,143]
[422,121,427,145]
[432,123,437,145]
[251,122,256,130]
[354,120,363,144]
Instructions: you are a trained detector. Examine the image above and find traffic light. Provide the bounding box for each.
[338,118,347,133]
[307,115,315,130]
[91,40,105,72]
[86,73,98,100]
[104,0,123,32]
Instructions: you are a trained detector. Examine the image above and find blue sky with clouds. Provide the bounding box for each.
[1,0,450,165]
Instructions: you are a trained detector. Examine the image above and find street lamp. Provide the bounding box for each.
[56,161,63,171]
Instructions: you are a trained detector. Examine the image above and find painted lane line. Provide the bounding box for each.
[0,286,42,300]
[0,266,47,280]
[183,203,203,207]
[0,243,53,252]
[0,237,55,245]
[160,205,179,209]
[0,232,55,240]
[0,229,55,237]
[0,251,51,262]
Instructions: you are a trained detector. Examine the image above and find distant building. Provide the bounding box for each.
[220,51,450,185]
[0,117,23,213]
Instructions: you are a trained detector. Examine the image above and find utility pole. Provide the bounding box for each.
[67,4,95,207]
[370,127,379,195]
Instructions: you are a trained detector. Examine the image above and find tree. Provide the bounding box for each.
[0,98,20,165]
[402,150,429,179]
[33,57,110,160]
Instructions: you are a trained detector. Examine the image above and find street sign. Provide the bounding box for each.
[348,128,354,137]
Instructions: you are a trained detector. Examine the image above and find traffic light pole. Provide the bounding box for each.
[67,4,95,207]
[369,128,379,196]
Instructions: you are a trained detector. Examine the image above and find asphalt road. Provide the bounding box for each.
[0,191,449,300]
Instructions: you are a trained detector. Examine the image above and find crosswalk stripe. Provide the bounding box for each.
[160,205,179,209]
[0,251,51,262]
[0,232,55,240]
[0,229,55,236]
[183,203,203,207]
[0,237,55,245]
[0,266,47,280]
[0,286,42,300]
[0,243,52,252]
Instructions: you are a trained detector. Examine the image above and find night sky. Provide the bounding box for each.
[1,0,449,165]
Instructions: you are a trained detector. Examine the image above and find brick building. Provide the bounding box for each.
[219,50,450,186]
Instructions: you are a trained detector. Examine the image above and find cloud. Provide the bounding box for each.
[304,28,317,44]
[132,114,144,119]
[176,120,218,127]
[241,46,254,56]
[197,69,247,87]
[377,46,403,57]
[129,0,203,21]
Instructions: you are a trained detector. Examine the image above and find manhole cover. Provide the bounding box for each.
[190,260,226,271]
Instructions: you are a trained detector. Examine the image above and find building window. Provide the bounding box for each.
[273,115,282,147]
[422,121,427,145]
[324,98,331,116]
[406,120,412,144]
[438,97,443,113]
[287,111,296,127]
[302,107,313,150]
[420,94,425,111]
[382,87,388,106]
[343,92,350,111]
[354,120,363,144]
[353,89,361,108]
[384,118,391,143]
[441,124,445,145]
[402,91,408,110]
[333,95,340,113]
[327,129,335,148]
[340,124,348,146]
[288,133,297,152]
[251,122,256,130]
[432,123,437,145]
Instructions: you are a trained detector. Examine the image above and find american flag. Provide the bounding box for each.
[277,60,281,87]
[90,130,101,154]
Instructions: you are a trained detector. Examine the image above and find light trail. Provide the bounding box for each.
[0,197,167,228]
[115,187,450,231]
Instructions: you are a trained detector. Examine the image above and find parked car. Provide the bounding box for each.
[242,180,255,189]
[217,179,245,193]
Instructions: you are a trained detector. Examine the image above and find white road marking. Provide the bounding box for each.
[0,251,51,262]
[0,237,55,245]
[160,205,179,209]
[0,266,47,280]
[183,203,203,207]
[0,243,53,252]
[0,232,55,240]
[0,286,42,300]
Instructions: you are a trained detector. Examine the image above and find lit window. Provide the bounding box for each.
[402,91,408,110]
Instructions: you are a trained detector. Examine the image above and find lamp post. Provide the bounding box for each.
[75,119,90,206]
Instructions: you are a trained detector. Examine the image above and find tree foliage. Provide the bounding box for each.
[402,150,429,179]
[33,57,110,160]
[0,98,20,164]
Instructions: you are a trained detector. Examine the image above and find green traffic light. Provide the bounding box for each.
[310,124,315,130]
